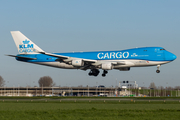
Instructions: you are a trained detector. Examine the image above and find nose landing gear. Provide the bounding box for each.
[156,65,161,73]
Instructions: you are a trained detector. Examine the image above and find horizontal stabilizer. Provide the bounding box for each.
[6,55,37,60]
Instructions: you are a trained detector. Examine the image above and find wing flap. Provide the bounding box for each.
[112,61,134,65]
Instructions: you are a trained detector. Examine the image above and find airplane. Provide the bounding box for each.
[7,31,177,77]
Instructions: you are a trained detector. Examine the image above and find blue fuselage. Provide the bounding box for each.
[16,47,176,63]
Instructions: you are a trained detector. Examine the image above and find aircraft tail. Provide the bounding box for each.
[11,31,44,54]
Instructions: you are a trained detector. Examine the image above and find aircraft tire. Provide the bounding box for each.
[156,70,160,73]
[102,74,106,77]
[104,70,108,74]
[89,73,92,76]
[89,69,100,76]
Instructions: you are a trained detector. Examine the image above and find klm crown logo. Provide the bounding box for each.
[19,39,35,53]
[23,39,30,44]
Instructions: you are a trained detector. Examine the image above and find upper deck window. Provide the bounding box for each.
[160,48,165,51]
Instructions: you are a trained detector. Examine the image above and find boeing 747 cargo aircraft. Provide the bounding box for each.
[7,31,177,77]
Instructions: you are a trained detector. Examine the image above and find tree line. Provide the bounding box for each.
[0,75,179,89]
[0,76,55,87]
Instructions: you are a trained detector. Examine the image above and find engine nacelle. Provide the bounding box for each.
[102,63,113,70]
[119,67,130,71]
[72,59,84,67]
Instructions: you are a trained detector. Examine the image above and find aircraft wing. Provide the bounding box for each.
[39,52,97,63]
[39,52,132,71]
[112,61,126,65]
[6,55,37,60]
[39,52,68,59]
[112,61,134,66]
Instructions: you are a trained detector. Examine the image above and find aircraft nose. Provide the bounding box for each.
[172,54,177,60]
[165,52,177,61]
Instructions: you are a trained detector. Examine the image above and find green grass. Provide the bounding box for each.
[0,96,180,99]
[0,101,180,120]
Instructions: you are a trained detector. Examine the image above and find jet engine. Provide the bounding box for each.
[72,59,84,66]
[102,63,113,70]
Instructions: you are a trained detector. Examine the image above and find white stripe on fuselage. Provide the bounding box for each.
[28,60,171,69]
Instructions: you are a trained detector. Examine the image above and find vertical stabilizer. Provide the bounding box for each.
[11,31,44,54]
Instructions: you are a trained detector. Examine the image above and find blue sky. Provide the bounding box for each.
[0,0,179,88]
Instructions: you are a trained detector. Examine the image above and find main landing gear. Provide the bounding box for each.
[88,69,100,76]
[88,69,108,77]
[156,65,161,73]
[102,70,108,77]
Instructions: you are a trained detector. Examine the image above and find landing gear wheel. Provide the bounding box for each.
[156,70,160,73]
[102,74,106,77]
[104,71,108,74]
[88,73,92,76]
[156,65,161,73]
[88,69,100,76]
[102,70,108,77]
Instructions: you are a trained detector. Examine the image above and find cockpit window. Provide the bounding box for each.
[160,49,165,51]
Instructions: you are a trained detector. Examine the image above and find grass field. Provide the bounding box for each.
[0,96,180,99]
[0,100,180,120]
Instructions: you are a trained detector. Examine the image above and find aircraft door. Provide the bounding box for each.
[154,48,165,60]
